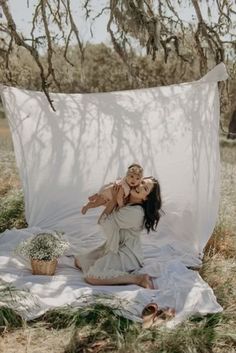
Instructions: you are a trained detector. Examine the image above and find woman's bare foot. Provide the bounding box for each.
[138,274,154,289]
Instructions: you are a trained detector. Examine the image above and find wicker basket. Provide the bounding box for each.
[31,258,58,275]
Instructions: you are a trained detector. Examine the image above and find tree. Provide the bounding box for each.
[0,0,236,112]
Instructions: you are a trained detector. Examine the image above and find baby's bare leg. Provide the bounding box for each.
[88,193,98,201]
[81,195,107,215]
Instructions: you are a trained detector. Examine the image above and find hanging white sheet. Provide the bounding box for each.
[0,63,228,324]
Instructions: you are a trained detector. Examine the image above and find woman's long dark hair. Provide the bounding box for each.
[140,177,162,233]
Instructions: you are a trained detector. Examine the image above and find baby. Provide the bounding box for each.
[81,163,144,215]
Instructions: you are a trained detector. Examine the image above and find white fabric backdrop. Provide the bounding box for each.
[0,63,228,323]
[1,63,227,257]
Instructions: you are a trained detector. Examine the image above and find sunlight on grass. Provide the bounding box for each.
[0,190,27,233]
[204,223,235,259]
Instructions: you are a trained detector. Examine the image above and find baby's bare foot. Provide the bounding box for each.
[81,205,88,215]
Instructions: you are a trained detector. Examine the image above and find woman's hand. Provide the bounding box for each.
[97,185,120,224]
[98,199,116,224]
[110,184,121,201]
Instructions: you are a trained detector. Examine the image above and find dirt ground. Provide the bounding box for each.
[0,118,11,138]
[0,326,72,353]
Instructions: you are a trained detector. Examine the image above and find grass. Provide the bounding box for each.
[0,203,235,352]
[0,307,24,332]
[204,223,236,259]
[220,135,236,148]
[0,281,29,333]
[0,190,27,233]
[0,118,236,353]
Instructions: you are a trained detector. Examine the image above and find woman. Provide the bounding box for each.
[75,177,162,289]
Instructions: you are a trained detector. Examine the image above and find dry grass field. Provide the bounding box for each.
[0,117,235,353]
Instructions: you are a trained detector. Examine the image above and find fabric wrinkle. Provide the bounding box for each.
[78,205,144,279]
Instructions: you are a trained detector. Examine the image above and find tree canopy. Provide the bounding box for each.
[0,0,235,113]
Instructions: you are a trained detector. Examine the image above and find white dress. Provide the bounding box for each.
[98,177,131,201]
[77,205,144,279]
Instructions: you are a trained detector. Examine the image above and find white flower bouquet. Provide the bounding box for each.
[15,231,70,275]
[16,231,69,261]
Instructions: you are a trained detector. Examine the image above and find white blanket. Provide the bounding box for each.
[0,63,227,324]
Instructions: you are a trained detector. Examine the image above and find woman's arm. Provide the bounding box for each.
[97,185,121,253]
[98,204,143,253]
[98,185,120,223]
[116,187,125,207]
[99,199,116,219]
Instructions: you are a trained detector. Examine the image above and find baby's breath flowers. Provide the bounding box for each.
[15,231,69,261]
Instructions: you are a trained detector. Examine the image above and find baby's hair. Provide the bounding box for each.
[127,163,143,177]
